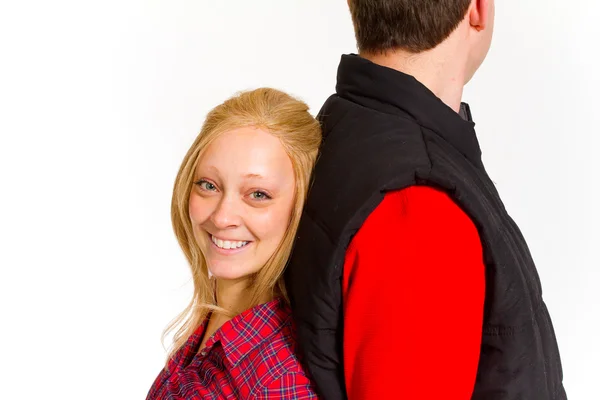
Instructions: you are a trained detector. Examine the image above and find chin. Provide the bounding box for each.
[207,262,253,281]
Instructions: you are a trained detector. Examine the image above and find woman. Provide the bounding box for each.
[146,88,321,399]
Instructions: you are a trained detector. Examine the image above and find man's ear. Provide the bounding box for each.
[469,0,490,32]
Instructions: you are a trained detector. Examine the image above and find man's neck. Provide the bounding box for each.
[361,42,466,113]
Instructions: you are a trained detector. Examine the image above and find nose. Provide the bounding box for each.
[210,196,242,229]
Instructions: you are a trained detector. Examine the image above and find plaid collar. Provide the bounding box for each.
[194,297,291,368]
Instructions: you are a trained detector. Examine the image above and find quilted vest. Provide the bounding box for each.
[285,55,566,400]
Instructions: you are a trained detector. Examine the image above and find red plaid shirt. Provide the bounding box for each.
[146,298,318,399]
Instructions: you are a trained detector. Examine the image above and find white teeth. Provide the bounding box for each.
[211,235,249,250]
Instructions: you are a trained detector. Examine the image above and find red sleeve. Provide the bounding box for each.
[342,186,485,399]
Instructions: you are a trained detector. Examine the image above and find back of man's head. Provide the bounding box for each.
[348,0,472,53]
[348,0,494,88]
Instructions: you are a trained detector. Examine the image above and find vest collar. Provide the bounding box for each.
[335,54,484,169]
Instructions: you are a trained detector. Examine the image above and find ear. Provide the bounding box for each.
[469,0,490,32]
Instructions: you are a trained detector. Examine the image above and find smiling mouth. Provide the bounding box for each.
[210,234,251,250]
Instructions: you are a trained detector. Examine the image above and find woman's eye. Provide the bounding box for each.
[196,180,217,191]
[251,191,271,200]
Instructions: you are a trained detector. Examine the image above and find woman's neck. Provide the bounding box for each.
[215,277,253,314]
[199,277,273,351]
[215,277,275,313]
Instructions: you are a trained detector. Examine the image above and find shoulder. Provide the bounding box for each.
[344,185,482,284]
[376,185,471,217]
[255,371,318,399]
[244,308,316,397]
[251,314,305,374]
[351,185,478,247]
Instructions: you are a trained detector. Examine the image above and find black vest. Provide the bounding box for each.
[285,55,566,399]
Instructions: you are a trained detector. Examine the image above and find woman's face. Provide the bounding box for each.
[189,126,296,282]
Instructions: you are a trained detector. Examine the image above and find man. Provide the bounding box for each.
[285,0,567,399]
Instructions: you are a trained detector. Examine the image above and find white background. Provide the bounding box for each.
[0,0,598,399]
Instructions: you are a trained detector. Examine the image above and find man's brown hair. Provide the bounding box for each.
[348,0,472,53]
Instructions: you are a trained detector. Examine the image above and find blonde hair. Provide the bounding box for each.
[164,88,321,360]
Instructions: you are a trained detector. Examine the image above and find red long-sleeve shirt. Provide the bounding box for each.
[342,186,486,399]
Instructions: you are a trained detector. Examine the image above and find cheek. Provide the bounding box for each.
[189,193,211,225]
[253,199,295,243]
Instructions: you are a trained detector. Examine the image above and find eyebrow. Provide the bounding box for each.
[243,173,267,180]
[201,167,269,181]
